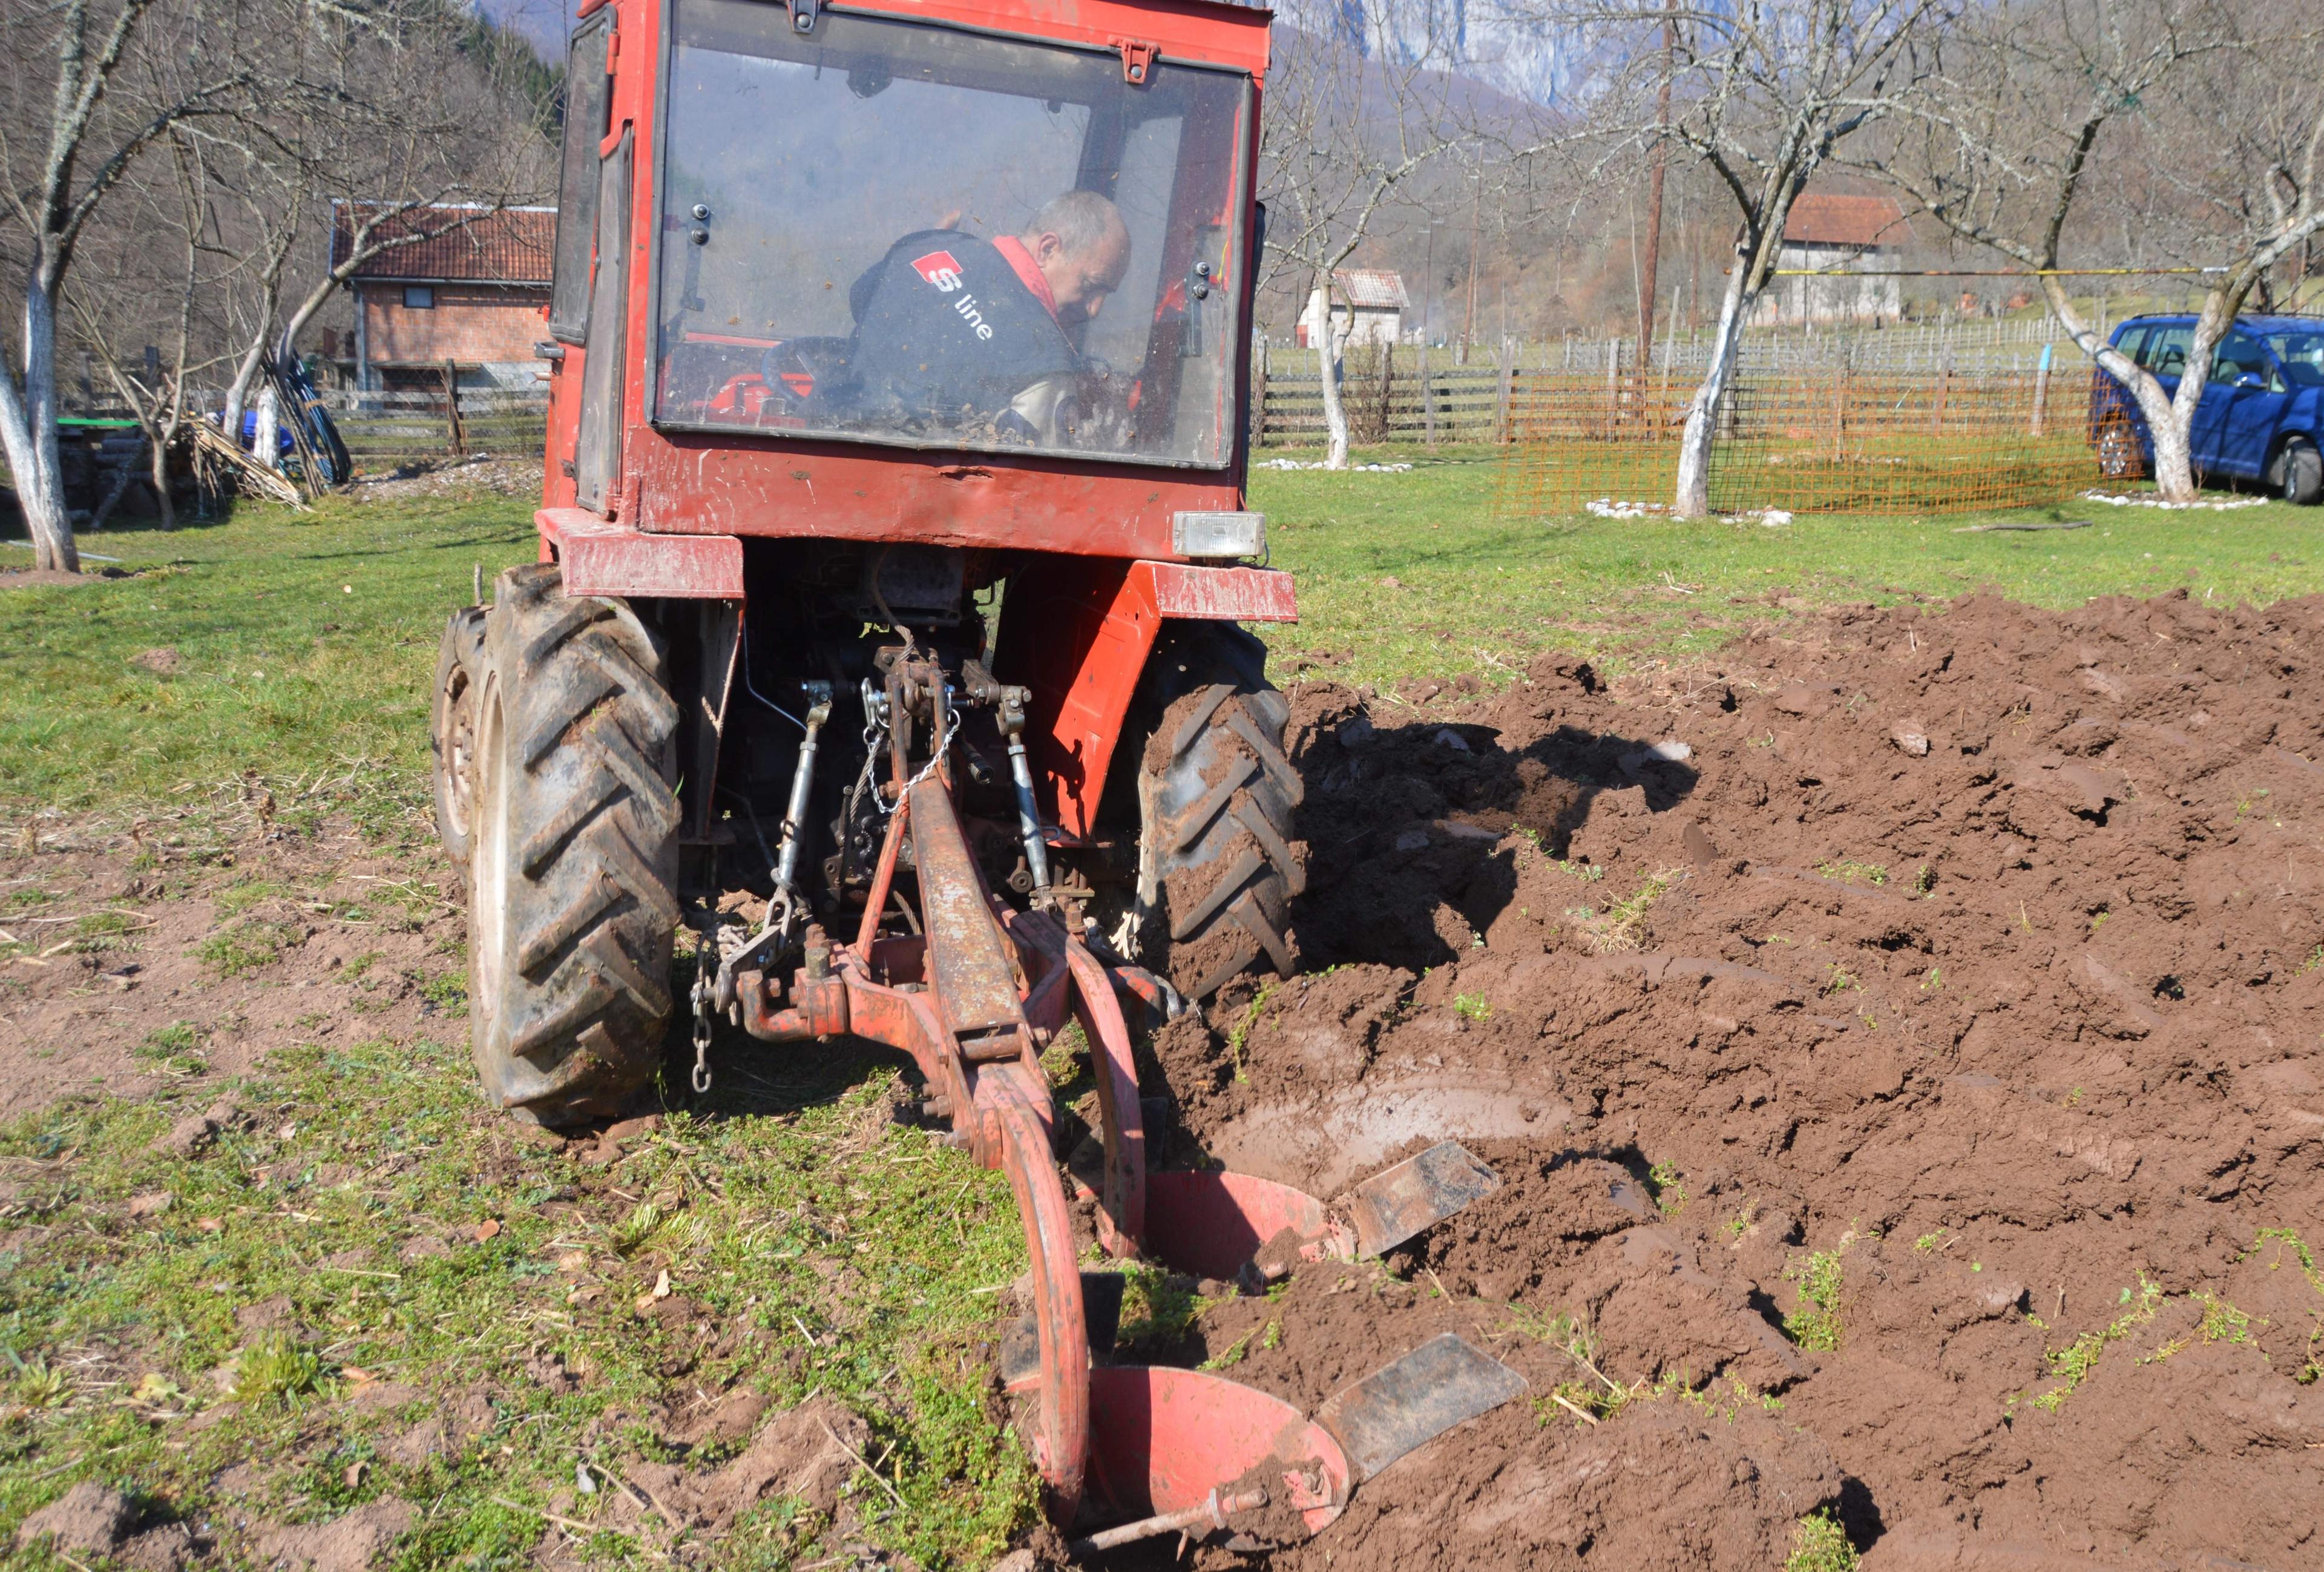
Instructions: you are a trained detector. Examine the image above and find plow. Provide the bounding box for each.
[719,656,1521,1546]
[428,0,1525,1550]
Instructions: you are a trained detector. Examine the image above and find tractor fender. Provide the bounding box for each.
[994,557,1295,839]
[537,507,744,599]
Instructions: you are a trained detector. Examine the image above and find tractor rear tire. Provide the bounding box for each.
[430,606,487,872]
[2273,436,2323,506]
[1129,624,1305,999]
[465,563,681,1126]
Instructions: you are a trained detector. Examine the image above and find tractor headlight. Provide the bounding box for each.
[1172,510,1266,561]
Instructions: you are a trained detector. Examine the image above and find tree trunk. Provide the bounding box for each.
[148,422,176,530]
[1316,268,1351,469]
[2038,274,2204,502]
[221,334,272,456]
[252,380,283,474]
[1674,255,1752,517]
[0,284,80,574]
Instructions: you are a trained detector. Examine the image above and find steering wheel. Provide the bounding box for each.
[1002,363,1129,450]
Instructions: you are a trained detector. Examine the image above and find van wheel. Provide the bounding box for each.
[2273,436,2323,506]
[2096,415,2143,482]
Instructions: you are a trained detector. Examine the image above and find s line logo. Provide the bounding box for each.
[911,251,963,292]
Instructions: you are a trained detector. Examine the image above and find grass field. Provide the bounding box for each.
[1262,442,2324,691]
[2,453,2321,1568]
[6,449,2318,812]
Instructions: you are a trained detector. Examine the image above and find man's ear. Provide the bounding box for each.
[1029,231,1063,266]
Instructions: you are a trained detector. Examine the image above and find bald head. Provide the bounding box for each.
[1019,191,1130,324]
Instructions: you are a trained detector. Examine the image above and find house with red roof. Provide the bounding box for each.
[330,202,555,391]
[1751,192,1911,326]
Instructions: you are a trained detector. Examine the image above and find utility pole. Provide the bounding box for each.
[1636,0,1676,373]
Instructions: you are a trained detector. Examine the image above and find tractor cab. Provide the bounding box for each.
[649,0,1252,466]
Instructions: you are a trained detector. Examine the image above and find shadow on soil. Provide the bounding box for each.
[1288,671,1704,970]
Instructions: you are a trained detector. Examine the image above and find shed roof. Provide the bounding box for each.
[1781,193,1911,249]
[332,202,555,284]
[1334,268,1411,309]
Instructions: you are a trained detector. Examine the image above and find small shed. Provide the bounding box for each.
[332,202,556,392]
[1298,269,1410,349]
[1752,193,1911,326]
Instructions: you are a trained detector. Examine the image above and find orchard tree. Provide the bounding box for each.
[1867,0,2322,502]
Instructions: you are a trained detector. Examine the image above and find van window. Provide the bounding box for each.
[2212,331,2270,385]
[2260,329,2324,388]
[2139,326,2192,375]
[2112,325,2149,366]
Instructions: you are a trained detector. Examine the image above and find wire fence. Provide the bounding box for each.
[1494,364,2105,517]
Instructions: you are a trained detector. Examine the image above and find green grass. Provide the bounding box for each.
[0,1036,1041,1567]
[1784,1237,1855,1352]
[0,492,536,817]
[1788,1508,1861,1572]
[2031,1275,2162,1411]
[1255,442,2324,690]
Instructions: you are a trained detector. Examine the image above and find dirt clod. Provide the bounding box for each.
[15,1480,137,1557]
[254,1498,415,1571]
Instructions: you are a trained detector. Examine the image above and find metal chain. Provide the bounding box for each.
[689,928,715,1094]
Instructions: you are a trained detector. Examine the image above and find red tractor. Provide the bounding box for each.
[430,0,1521,1545]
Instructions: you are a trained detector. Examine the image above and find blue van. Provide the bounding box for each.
[2087,314,2324,504]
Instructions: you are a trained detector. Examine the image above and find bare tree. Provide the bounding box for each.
[217,4,555,462]
[1621,0,1948,515]
[65,128,214,527]
[1261,0,1473,468]
[0,0,261,570]
[1865,0,2319,501]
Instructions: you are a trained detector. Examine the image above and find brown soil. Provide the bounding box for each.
[0,817,461,1123]
[1139,591,2324,1570]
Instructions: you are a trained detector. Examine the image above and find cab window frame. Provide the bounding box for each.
[642,0,1254,470]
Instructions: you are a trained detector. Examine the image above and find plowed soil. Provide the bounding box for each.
[1138,591,2324,1571]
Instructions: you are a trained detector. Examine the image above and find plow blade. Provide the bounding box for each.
[1076,1337,1524,1554]
[1142,1169,1327,1281]
[1313,1333,1528,1484]
[1341,1140,1502,1258]
[1083,1365,1352,1539]
[1140,1141,1500,1282]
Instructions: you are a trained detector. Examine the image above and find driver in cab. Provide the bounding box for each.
[847,189,1129,443]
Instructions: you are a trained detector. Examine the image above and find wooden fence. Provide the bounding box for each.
[324,387,548,470]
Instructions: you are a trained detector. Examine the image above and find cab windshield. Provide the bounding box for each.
[654,0,1250,467]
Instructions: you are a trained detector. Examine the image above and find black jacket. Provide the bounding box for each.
[846,230,1078,426]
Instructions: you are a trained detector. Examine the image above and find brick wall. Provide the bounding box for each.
[362,283,549,367]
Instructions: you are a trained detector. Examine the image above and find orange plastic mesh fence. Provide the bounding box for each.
[1495,368,2115,518]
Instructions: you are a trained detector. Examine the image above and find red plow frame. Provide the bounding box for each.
[734,731,1521,1548]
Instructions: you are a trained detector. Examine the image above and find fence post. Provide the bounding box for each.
[1604,338,1619,439]
[1251,338,1269,449]
[1376,341,1394,444]
[443,360,465,456]
[1421,343,1437,446]
[1831,358,1845,462]
[2029,343,2052,437]
[1495,350,1514,445]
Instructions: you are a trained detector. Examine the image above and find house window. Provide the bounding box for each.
[404,285,435,309]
